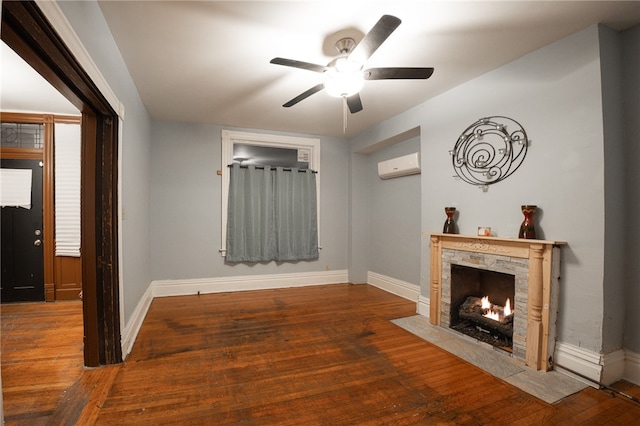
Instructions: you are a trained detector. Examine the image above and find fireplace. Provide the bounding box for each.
[449,265,515,353]
[430,233,564,371]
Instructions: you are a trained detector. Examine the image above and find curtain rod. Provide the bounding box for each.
[228,164,317,174]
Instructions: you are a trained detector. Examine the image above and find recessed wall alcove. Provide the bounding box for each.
[430,233,565,371]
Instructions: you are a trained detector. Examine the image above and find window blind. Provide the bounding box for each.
[54,123,81,257]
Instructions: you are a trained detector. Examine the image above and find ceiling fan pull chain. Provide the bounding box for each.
[343,96,348,134]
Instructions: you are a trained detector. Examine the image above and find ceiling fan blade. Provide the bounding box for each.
[282,83,325,107]
[346,93,363,114]
[365,67,434,80]
[348,15,401,64]
[270,57,328,73]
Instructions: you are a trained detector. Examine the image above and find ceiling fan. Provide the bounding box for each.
[270,15,434,114]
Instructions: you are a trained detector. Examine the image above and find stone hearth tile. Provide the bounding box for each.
[504,369,588,404]
[434,333,525,379]
[391,315,588,404]
[391,315,452,344]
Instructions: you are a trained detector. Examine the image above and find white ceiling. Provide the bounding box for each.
[1,41,79,116]
[2,2,639,138]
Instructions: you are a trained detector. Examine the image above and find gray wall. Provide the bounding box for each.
[58,1,153,325]
[365,137,421,285]
[150,123,350,279]
[347,151,369,283]
[599,25,626,354]
[350,25,627,355]
[622,25,640,353]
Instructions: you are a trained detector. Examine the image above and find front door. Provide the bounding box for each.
[1,158,45,302]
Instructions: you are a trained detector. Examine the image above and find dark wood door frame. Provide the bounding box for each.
[2,1,122,366]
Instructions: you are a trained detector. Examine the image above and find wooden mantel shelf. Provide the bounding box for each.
[429,233,565,371]
[430,233,566,247]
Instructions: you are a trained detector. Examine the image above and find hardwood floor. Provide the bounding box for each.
[1,300,85,424]
[2,284,639,425]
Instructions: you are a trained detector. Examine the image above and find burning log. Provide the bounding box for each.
[458,296,513,338]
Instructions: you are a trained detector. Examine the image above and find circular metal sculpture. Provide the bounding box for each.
[450,116,528,191]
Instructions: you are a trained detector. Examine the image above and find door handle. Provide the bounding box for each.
[34,239,42,246]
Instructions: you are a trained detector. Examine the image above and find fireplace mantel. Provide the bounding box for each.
[430,233,565,371]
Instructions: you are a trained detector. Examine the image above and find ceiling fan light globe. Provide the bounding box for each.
[324,70,364,98]
[334,57,362,73]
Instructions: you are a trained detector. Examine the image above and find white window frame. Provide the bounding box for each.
[220,130,320,256]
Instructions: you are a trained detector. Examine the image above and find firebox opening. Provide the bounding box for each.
[449,264,515,353]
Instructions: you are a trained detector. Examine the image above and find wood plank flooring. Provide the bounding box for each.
[2,284,640,425]
[1,300,85,424]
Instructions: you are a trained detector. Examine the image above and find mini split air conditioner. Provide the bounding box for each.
[377,152,421,179]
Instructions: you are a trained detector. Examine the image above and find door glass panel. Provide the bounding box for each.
[0,122,44,149]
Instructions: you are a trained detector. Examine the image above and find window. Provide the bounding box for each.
[0,122,43,149]
[54,122,81,257]
[221,130,320,257]
[233,144,310,169]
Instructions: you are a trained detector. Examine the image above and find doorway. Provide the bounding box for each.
[1,113,84,302]
[0,158,44,302]
[2,1,121,366]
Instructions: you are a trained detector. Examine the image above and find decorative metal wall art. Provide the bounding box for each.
[450,116,529,191]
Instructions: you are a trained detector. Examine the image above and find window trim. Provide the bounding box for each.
[221,130,320,256]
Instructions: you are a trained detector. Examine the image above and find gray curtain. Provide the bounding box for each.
[226,163,319,262]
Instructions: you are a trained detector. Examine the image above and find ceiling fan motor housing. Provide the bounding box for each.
[334,37,356,55]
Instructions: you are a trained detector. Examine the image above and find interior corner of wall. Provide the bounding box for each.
[624,349,640,386]
[417,294,430,318]
[600,349,626,385]
[120,282,154,358]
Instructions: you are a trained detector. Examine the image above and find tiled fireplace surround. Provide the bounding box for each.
[430,233,564,371]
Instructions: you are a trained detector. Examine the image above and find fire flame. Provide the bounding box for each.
[484,309,500,321]
[481,297,513,321]
[481,296,491,310]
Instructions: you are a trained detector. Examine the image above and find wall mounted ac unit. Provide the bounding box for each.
[377,152,421,179]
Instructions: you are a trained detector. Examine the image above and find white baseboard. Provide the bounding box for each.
[120,284,153,357]
[367,271,420,302]
[417,295,430,318]
[151,269,348,298]
[554,342,603,386]
[625,349,640,386]
[602,349,626,386]
[554,342,630,386]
